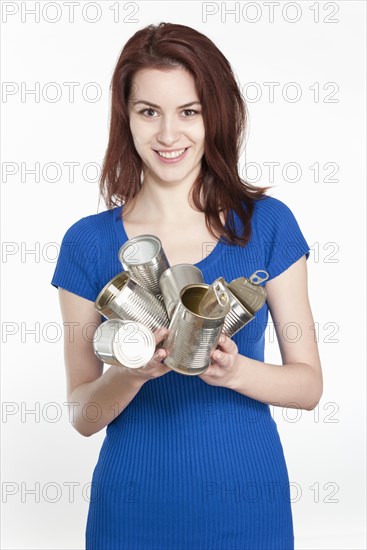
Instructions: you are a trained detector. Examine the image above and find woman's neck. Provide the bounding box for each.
[123,182,202,224]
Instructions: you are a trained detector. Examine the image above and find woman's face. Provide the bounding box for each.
[127,67,205,187]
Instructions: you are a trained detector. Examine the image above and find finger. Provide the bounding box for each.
[136,348,167,372]
[153,348,167,363]
[218,334,237,353]
[153,326,169,346]
[199,364,213,378]
[213,348,222,362]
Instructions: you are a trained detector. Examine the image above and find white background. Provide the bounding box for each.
[1,1,366,549]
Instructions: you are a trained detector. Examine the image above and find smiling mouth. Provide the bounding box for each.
[154,147,189,159]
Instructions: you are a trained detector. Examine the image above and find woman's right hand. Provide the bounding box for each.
[59,289,173,435]
[127,327,171,382]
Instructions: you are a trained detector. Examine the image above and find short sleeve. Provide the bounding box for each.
[255,197,310,281]
[51,217,101,302]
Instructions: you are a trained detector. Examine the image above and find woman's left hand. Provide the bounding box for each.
[198,333,241,388]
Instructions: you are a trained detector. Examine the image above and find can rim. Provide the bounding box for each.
[213,278,254,316]
[118,234,162,267]
[179,283,230,321]
[159,263,203,283]
[95,272,129,311]
[113,321,155,368]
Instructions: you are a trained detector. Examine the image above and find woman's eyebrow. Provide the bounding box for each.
[130,100,201,109]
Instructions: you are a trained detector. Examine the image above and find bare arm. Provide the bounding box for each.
[200,256,323,410]
[58,288,170,436]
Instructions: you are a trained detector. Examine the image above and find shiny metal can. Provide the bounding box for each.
[227,270,269,314]
[159,264,204,319]
[93,319,155,368]
[199,277,255,338]
[118,234,170,300]
[94,272,170,331]
[162,283,230,376]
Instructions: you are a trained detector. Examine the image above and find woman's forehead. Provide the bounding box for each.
[129,67,199,100]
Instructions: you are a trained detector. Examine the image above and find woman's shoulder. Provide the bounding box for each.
[247,194,310,279]
[59,206,121,244]
[235,194,292,214]
[251,194,293,215]
[51,207,122,301]
[234,194,297,229]
[247,194,303,231]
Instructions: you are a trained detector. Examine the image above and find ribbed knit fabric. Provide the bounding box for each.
[51,196,310,550]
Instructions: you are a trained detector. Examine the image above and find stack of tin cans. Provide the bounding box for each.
[93,235,269,376]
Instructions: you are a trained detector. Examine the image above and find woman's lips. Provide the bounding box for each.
[153,147,189,164]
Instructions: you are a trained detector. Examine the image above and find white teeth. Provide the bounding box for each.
[157,148,186,159]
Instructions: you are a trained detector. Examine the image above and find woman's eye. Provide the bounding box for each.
[139,108,157,117]
[138,108,201,118]
[182,109,199,117]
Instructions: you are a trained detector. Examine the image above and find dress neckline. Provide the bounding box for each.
[112,204,230,270]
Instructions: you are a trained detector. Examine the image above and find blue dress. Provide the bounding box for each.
[51,196,310,549]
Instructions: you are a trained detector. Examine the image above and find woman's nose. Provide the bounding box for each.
[156,116,181,145]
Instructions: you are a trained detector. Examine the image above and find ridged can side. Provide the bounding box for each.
[163,300,225,376]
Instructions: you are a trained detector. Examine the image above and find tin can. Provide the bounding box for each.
[94,272,170,331]
[227,270,269,314]
[118,235,170,300]
[163,283,230,376]
[93,319,155,368]
[199,277,255,338]
[159,264,204,319]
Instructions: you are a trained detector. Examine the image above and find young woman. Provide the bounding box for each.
[51,22,323,550]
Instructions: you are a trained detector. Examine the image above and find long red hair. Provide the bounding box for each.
[99,22,273,246]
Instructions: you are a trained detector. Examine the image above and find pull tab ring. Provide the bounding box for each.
[249,270,269,285]
[214,282,229,306]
